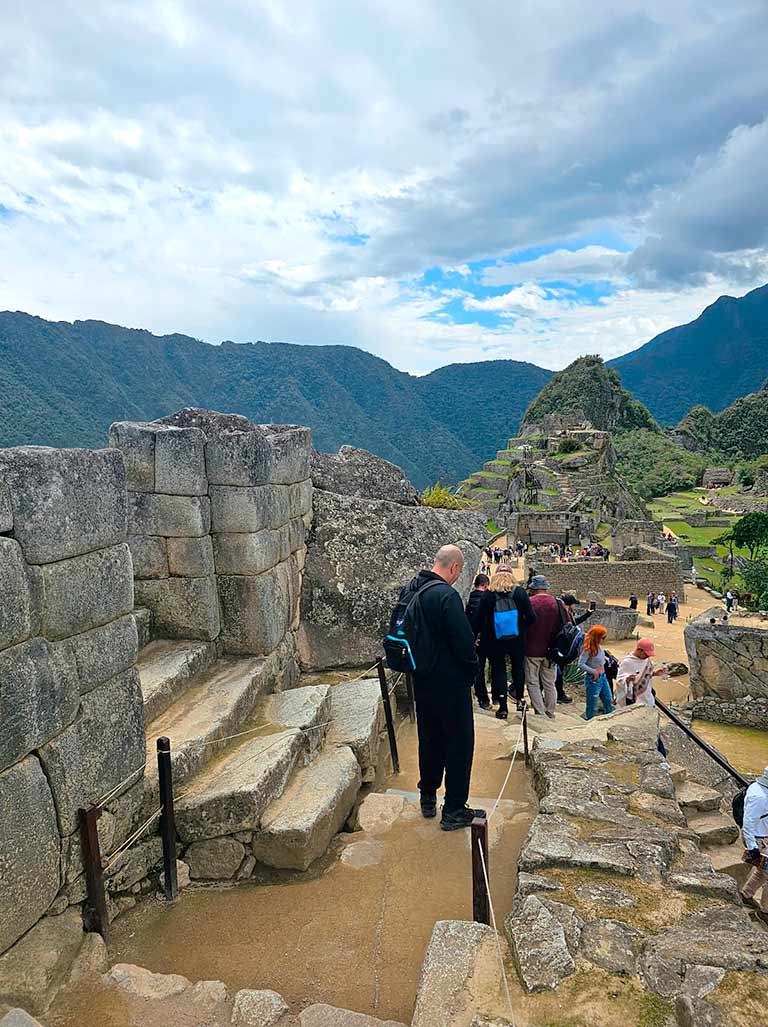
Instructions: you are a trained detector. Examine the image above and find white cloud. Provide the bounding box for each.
[483,247,628,286]
[464,284,548,315]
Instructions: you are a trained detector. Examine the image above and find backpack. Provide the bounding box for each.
[604,651,619,682]
[383,579,443,674]
[547,600,583,666]
[493,591,519,640]
[732,787,747,828]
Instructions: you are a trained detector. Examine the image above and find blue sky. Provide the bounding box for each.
[0,1,767,372]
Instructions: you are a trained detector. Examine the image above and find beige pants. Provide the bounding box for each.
[525,656,557,716]
[743,836,768,912]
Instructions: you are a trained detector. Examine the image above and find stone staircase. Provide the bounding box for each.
[670,762,741,861]
[136,639,383,879]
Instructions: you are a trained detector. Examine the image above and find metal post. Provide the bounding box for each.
[471,817,490,925]
[522,701,530,768]
[405,672,416,723]
[376,657,400,775]
[157,736,178,901]
[655,697,749,788]
[78,804,110,944]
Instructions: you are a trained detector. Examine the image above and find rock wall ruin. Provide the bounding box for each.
[526,557,685,601]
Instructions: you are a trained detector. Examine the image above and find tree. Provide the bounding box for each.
[717,512,768,561]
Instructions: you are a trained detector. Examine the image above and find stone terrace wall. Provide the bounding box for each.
[527,557,685,601]
[685,606,768,726]
[611,519,661,556]
[110,410,312,655]
[0,446,143,957]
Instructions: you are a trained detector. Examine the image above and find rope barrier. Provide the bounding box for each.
[476,837,517,1027]
[101,807,163,874]
[488,716,525,823]
[93,762,147,810]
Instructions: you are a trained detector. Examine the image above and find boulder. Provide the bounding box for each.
[52,614,139,694]
[0,1011,47,1027]
[103,963,191,1000]
[37,544,134,640]
[298,489,485,669]
[218,560,296,655]
[127,493,211,538]
[153,426,207,496]
[189,979,228,1010]
[166,535,215,577]
[66,931,109,985]
[411,920,499,1027]
[0,447,126,564]
[134,575,221,641]
[232,988,289,1026]
[185,837,246,879]
[0,639,79,772]
[37,669,145,835]
[213,527,290,576]
[127,534,168,579]
[579,919,643,976]
[505,895,575,992]
[311,446,420,505]
[0,756,60,956]
[300,1006,406,1027]
[0,540,35,652]
[0,909,84,1014]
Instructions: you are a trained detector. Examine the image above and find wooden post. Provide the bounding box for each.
[471,816,490,925]
[78,804,110,944]
[522,701,530,768]
[405,672,416,723]
[157,736,178,902]
[376,657,400,775]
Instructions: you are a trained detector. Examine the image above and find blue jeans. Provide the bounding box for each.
[584,673,615,720]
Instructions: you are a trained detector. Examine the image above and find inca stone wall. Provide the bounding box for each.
[110,410,312,655]
[611,520,661,556]
[685,607,768,726]
[526,557,684,601]
[0,446,144,958]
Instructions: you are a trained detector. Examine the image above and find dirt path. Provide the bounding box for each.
[50,709,535,1027]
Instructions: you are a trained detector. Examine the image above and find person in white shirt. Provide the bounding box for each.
[656,592,666,614]
[615,639,668,756]
[740,766,768,922]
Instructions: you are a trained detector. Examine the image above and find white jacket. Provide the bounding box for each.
[742,780,768,849]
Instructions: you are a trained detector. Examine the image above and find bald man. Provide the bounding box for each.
[399,544,485,830]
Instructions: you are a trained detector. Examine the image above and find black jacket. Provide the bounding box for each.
[404,570,478,690]
[465,588,486,636]
[476,586,536,655]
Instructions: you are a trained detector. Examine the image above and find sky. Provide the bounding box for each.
[1,1,767,373]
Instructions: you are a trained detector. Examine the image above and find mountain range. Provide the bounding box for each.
[0,282,766,489]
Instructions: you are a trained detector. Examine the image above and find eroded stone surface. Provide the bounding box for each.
[0,540,35,652]
[103,963,191,1000]
[357,792,406,834]
[185,837,246,880]
[0,910,84,1014]
[579,918,643,976]
[505,895,575,992]
[38,544,133,640]
[300,1005,406,1027]
[51,614,138,695]
[135,575,220,640]
[232,988,289,1026]
[411,920,498,1027]
[311,446,419,505]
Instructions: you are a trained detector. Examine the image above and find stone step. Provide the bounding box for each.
[687,812,740,848]
[251,744,362,871]
[678,780,722,814]
[326,678,384,783]
[144,648,292,793]
[668,762,688,787]
[708,839,747,875]
[137,638,220,723]
[174,685,332,843]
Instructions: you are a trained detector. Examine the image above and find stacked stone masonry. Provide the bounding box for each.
[527,558,685,601]
[0,446,144,959]
[110,411,313,654]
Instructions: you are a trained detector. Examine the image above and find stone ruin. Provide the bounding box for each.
[0,411,487,1019]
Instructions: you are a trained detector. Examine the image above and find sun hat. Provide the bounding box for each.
[497,563,514,574]
[757,766,768,789]
[528,574,551,590]
[636,638,655,657]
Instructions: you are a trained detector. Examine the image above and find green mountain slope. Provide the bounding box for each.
[610,283,768,424]
[0,312,550,489]
[673,380,768,460]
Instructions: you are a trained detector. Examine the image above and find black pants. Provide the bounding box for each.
[414,686,475,812]
[487,641,525,705]
[555,663,567,701]
[473,651,490,705]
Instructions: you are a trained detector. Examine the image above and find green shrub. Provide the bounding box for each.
[556,437,581,454]
[421,481,475,509]
[614,429,708,499]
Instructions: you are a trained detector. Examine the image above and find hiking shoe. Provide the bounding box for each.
[478,701,492,710]
[440,806,487,831]
[557,694,573,704]
[495,707,508,720]
[546,711,556,719]
[420,793,437,819]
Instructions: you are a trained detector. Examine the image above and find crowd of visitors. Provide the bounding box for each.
[644,590,680,622]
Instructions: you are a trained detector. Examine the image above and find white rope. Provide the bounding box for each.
[488,714,525,822]
[94,762,148,809]
[477,837,517,1027]
[102,807,162,873]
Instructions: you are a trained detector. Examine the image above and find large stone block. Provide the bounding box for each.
[127,534,168,579]
[128,493,211,538]
[37,669,145,835]
[109,422,155,491]
[0,909,84,1013]
[212,527,289,576]
[264,426,312,485]
[135,576,221,640]
[0,756,60,956]
[0,539,35,652]
[0,481,12,532]
[167,536,215,577]
[311,445,420,505]
[0,638,79,771]
[38,544,134,640]
[209,484,289,533]
[205,428,272,486]
[0,447,126,564]
[218,560,295,655]
[154,427,208,496]
[52,614,139,694]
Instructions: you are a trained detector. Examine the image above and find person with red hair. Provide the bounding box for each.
[578,625,615,720]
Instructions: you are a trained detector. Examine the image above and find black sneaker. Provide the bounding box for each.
[440,806,486,831]
[557,694,574,704]
[495,707,508,720]
[478,701,491,710]
[420,793,437,819]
